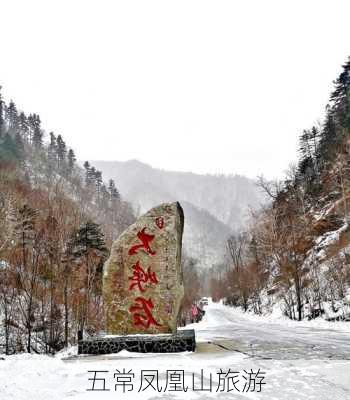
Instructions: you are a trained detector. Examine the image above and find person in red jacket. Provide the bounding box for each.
[191,304,199,323]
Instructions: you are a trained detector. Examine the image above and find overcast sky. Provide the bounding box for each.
[1,1,350,179]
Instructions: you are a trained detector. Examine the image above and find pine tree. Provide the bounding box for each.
[100,183,110,207]
[67,149,76,174]
[317,110,338,167]
[71,221,108,257]
[56,134,67,169]
[69,221,108,331]
[330,56,350,128]
[83,161,91,186]
[88,166,97,187]
[108,179,120,201]
[18,112,29,142]
[6,101,19,135]
[29,114,43,149]
[298,126,319,183]
[95,170,102,196]
[108,179,115,194]
[48,132,57,165]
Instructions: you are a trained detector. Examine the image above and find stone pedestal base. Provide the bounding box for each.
[78,329,196,354]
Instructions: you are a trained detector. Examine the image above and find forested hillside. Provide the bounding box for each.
[211,57,350,321]
[0,87,136,354]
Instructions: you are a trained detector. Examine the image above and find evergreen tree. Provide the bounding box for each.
[71,221,108,258]
[67,149,76,174]
[69,221,108,331]
[6,101,19,135]
[83,161,91,186]
[330,56,350,128]
[29,114,43,149]
[317,110,338,167]
[56,134,67,169]
[100,183,110,207]
[298,126,319,183]
[18,112,29,142]
[88,166,97,187]
[95,170,102,196]
[48,132,57,165]
[108,179,120,201]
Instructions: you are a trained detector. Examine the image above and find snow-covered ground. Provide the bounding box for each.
[1,301,350,399]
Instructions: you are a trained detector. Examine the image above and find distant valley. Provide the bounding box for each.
[91,160,264,268]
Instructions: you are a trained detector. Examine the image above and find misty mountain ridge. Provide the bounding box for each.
[91,159,263,268]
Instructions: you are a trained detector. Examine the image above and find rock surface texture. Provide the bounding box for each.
[78,330,195,354]
[103,202,184,335]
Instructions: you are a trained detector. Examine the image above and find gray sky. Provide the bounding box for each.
[1,0,350,179]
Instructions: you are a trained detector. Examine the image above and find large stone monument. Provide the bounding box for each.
[78,202,195,354]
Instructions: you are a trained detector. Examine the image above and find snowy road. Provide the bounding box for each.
[1,302,350,399]
[196,302,350,360]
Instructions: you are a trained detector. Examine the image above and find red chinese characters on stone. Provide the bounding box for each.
[128,261,158,292]
[128,226,162,328]
[155,217,164,229]
[129,297,161,328]
[128,228,156,256]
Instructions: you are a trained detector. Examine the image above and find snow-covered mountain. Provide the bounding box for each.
[91,160,263,268]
